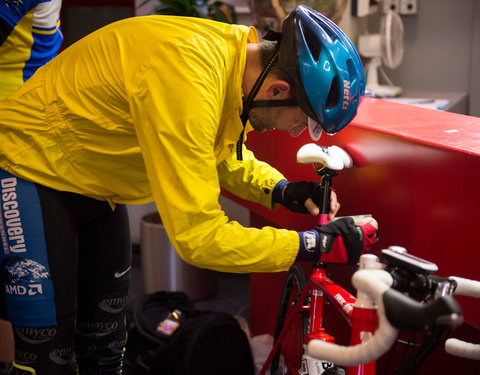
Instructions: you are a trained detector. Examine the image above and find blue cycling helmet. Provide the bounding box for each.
[279,5,365,139]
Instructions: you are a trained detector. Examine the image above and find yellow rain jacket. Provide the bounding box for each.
[0,16,299,273]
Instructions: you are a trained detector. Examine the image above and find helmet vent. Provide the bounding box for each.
[346,58,357,82]
[326,76,340,109]
[300,22,322,61]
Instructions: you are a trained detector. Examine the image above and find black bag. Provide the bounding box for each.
[124,291,254,375]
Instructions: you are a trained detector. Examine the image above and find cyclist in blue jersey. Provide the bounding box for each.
[0,1,63,372]
[0,0,63,99]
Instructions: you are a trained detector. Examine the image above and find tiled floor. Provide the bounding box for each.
[127,246,251,322]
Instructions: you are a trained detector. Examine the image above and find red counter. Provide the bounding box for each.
[227,97,480,373]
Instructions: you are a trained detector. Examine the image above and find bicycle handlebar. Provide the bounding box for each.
[444,276,480,360]
[307,269,464,366]
[445,339,480,360]
[450,276,480,298]
[383,288,462,331]
[307,269,398,366]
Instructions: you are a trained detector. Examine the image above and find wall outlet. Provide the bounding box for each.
[383,0,400,13]
[352,0,380,17]
[399,0,418,15]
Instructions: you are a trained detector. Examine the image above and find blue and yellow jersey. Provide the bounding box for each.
[0,0,63,99]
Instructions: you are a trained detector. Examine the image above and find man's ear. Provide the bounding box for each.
[265,80,292,99]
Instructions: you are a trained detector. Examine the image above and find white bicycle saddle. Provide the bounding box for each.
[297,143,353,171]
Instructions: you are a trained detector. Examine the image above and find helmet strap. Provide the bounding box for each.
[236,51,279,160]
[249,98,297,108]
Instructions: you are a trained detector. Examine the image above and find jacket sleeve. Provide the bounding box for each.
[217,145,286,210]
[128,50,299,274]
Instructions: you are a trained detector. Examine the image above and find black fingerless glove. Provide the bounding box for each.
[297,217,365,264]
[282,181,323,213]
[316,217,364,264]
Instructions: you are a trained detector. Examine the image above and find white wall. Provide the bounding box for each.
[127,203,157,244]
[469,1,480,117]
[377,0,479,115]
[135,0,155,16]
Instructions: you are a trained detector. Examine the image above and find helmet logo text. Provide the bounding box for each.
[342,80,350,110]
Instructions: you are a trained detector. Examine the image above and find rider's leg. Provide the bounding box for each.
[0,171,77,375]
[11,318,76,375]
[35,185,131,375]
[74,203,131,375]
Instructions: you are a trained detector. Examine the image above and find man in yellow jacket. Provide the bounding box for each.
[0,6,376,374]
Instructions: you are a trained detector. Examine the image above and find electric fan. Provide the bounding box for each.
[358,10,404,97]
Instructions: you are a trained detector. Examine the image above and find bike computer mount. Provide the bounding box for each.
[381,246,438,274]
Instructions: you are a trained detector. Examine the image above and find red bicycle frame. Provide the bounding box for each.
[259,261,378,375]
